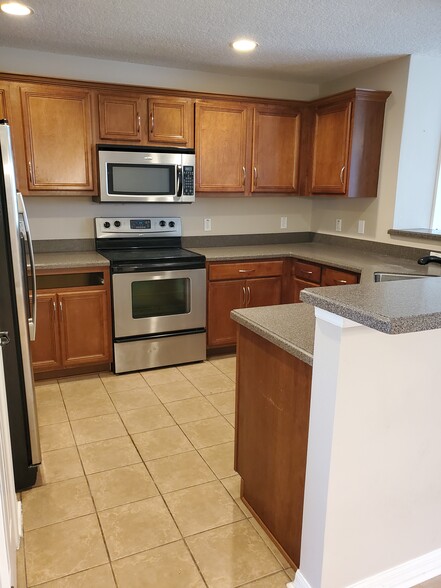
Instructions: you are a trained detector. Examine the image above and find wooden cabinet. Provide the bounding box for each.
[310,89,391,198]
[0,84,10,120]
[196,100,302,195]
[321,266,359,286]
[207,260,284,348]
[98,93,143,142]
[20,84,95,193]
[148,96,194,146]
[31,267,112,377]
[290,259,359,303]
[235,325,312,567]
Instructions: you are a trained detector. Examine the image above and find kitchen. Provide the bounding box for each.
[0,1,441,587]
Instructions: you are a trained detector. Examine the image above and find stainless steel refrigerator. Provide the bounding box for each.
[0,120,40,490]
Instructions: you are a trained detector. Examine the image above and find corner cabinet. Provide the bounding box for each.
[31,267,112,377]
[310,89,391,198]
[20,84,95,193]
[195,100,302,195]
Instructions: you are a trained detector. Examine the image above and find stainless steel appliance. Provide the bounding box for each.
[95,217,206,373]
[0,120,40,490]
[97,146,195,203]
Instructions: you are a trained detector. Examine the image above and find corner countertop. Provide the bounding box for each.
[34,251,109,270]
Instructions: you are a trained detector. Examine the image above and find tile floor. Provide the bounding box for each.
[17,356,295,587]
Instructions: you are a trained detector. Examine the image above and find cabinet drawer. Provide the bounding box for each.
[293,278,320,303]
[321,267,359,286]
[293,261,321,284]
[209,260,284,281]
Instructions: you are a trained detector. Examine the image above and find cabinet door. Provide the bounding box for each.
[252,106,301,193]
[246,277,282,308]
[196,101,249,193]
[207,280,245,347]
[0,86,9,120]
[293,278,320,303]
[311,101,352,194]
[98,93,143,142]
[58,290,111,367]
[31,293,62,373]
[20,84,94,191]
[148,96,193,147]
[321,267,359,286]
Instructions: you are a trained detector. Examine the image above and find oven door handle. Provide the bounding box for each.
[176,165,183,198]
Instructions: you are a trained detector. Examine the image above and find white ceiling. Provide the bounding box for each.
[0,0,440,83]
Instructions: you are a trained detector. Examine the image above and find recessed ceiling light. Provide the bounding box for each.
[231,39,258,53]
[1,2,33,16]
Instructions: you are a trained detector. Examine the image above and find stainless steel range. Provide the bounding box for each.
[95,217,206,374]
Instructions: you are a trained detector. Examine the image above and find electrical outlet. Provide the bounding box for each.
[281,216,288,229]
[358,220,365,234]
[204,218,211,231]
[335,218,342,232]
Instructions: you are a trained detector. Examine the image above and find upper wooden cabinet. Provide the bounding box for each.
[147,96,194,147]
[20,84,95,192]
[0,85,9,120]
[196,99,302,195]
[98,93,144,142]
[310,89,391,198]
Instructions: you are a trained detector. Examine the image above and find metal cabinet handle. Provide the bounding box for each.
[336,279,347,284]
[339,165,345,185]
[254,167,258,187]
[137,114,141,133]
[242,166,246,185]
[242,286,246,306]
[52,300,56,317]
[302,270,313,275]
[28,161,34,184]
[247,286,251,306]
[59,300,63,320]
[150,112,154,133]
[238,269,255,273]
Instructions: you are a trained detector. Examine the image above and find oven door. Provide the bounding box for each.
[112,268,206,339]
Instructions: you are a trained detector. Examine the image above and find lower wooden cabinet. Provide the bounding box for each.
[207,260,284,348]
[31,268,112,376]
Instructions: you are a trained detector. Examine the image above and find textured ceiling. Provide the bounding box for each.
[0,0,440,82]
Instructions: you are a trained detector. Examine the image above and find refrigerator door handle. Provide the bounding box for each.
[16,192,37,341]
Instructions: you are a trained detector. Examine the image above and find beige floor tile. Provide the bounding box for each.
[40,447,83,484]
[209,356,236,378]
[112,540,205,588]
[164,480,245,536]
[141,366,186,386]
[39,422,74,452]
[151,379,202,403]
[110,388,161,412]
[36,564,116,587]
[178,361,221,379]
[199,441,235,479]
[221,474,241,500]
[16,540,26,588]
[98,496,180,560]
[240,571,292,587]
[132,426,193,461]
[58,374,104,394]
[249,518,292,569]
[165,396,219,424]
[70,413,126,445]
[186,520,281,588]
[148,450,216,493]
[224,413,236,427]
[63,390,115,421]
[35,383,63,406]
[236,497,254,519]
[181,416,234,449]
[100,372,150,394]
[22,477,94,531]
[78,436,141,475]
[119,404,175,434]
[37,402,69,426]
[191,373,236,395]
[88,463,158,511]
[417,578,441,588]
[285,568,296,581]
[207,390,235,415]
[25,514,108,586]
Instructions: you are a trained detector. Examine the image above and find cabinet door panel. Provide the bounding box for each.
[247,277,282,308]
[293,278,320,304]
[207,280,244,347]
[252,108,300,193]
[98,93,143,142]
[196,101,248,192]
[0,87,8,119]
[148,96,193,147]
[20,85,94,191]
[58,290,110,367]
[311,101,352,194]
[31,293,62,373]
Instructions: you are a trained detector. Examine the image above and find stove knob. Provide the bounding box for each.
[169,221,175,228]
[114,220,121,228]
[159,220,166,227]
[103,221,110,228]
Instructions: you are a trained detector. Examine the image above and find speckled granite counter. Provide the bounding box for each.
[35,251,109,270]
[189,242,441,283]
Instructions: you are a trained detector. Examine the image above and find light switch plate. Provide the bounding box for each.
[358,220,365,234]
[336,219,342,232]
[204,218,211,231]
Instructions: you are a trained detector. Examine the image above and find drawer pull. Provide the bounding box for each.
[340,165,345,185]
[301,270,313,275]
[247,286,251,305]
[238,269,255,273]
[336,279,347,284]
[242,286,246,306]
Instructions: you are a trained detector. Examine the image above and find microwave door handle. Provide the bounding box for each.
[176,165,183,198]
[17,191,37,341]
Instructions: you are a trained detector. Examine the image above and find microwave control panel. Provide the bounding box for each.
[183,166,194,196]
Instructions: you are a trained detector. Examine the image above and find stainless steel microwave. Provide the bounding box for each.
[97,146,195,203]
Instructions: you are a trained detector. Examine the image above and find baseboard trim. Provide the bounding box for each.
[290,571,311,588]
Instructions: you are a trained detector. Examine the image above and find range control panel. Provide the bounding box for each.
[95,217,182,238]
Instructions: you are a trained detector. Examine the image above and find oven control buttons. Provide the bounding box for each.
[183,166,194,196]
[169,221,175,228]
[159,220,166,227]
[103,221,111,228]
[114,220,121,227]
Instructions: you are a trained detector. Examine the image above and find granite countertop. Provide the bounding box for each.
[34,251,109,269]
[231,303,315,366]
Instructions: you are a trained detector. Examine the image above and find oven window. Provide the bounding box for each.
[131,278,190,318]
[108,164,175,195]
